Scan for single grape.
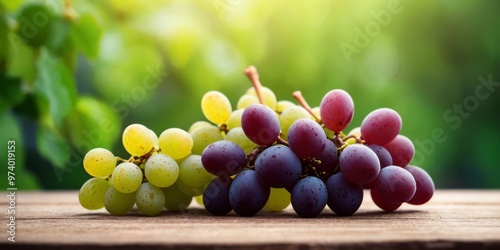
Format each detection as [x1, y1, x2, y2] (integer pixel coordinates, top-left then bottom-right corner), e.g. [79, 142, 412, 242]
[203, 176, 233, 216]
[103, 186, 136, 215]
[188, 121, 212, 133]
[405, 165, 435, 205]
[149, 129, 159, 149]
[158, 128, 193, 160]
[145, 153, 179, 188]
[366, 144, 393, 168]
[320, 89, 354, 133]
[246, 86, 277, 110]
[279, 106, 311, 140]
[79, 178, 109, 210]
[83, 148, 116, 178]
[237, 94, 259, 110]
[370, 188, 402, 212]
[122, 124, 155, 156]
[326, 173, 363, 216]
[194, 195, 204, 207]
[225, 127, 258, 154]
[135, 182, 166, 216]
[384, 134, 415, 167]
[190, 125, 224, 155]
[374, 165, 416, 203]
[315, 139, 339, 178]
[226, 109, 244, 130]
[339, 144, 380, 185]
[255, 145, 302, 189]
[201, 140, 247, 176]
[112, 162, 143, 193]
[162, 185, 192, 211]
[291, 176, 328, 218]
[201, 90, 232, 125]
[229, 169, 270, 217]
[264, 188, 291, 212]
[276, 100, 296, 113]
[361, 108, 402, 145]
[288, 118, 328, 158]
[179, 155, 213, 188]
[241, 104, 280, 146]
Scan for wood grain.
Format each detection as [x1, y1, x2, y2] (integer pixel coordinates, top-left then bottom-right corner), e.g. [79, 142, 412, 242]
[1, 190, 499, 249]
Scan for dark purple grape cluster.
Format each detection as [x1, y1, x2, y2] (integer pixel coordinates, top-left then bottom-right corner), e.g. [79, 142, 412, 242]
[200, 66, 434, 218]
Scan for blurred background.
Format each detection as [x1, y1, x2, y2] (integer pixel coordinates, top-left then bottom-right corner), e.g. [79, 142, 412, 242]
[1, 0, 499, 189]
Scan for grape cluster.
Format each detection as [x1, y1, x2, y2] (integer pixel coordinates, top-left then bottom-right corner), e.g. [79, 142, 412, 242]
[79, 65, 435, 217]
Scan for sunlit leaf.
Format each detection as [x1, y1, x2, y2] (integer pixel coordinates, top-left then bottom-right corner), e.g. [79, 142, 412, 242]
[36, 124, 69, 169]
[70, 13, 102, 58]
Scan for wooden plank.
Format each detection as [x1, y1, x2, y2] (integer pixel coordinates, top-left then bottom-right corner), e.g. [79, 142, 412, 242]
[1, 190, 499, 249]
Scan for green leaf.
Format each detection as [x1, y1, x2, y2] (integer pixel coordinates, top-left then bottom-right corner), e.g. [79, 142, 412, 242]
[46, 16, 72, 56]
[34, 48, 77, 127]
[6, 31, 36, 81]
[0, 11, 8, 61]
[70, 14, 102, 58]
[36, 124, 69, 169]
[0, 73, 24, 112]
[15, 1, 55, 48]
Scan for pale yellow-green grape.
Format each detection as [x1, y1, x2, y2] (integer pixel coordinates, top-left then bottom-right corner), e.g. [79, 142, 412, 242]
[158, 128, 193, 159]
[225, 127, 257, 154]
[226, 109, 244, 130]
[312, 106, 335, 138]
[276, 100, 296, 113]
[236, 94, 259, 109]
[135, 182, 165, 216]
[145, 153, 179, 188]
[346, 126, 361, 145]
[311, 106, 321, 120]
[103, 186, 136, 215]
[279, 106, 311, 140]
[190, 125, 224, 155]
[264, 188, 291, 212]
[149, 129, 159, 149]
[179, 155, 213, 188]
[176, 178, 205, 197]
[194, 195, 204, 207]
[79, 177, 109, 210]
[162, 184, 192, 211]
[188, 121, 212, 133]
[122, 124, 154, 156]
[83, 148, 116, 178]
[112, 162, 143, 193]
[246, 86, 277, 110]
[201, 90, 232, 125]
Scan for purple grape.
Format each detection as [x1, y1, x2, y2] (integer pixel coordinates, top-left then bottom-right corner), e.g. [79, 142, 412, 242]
[288, 118, 327, 158]
[370, 188, 402, 212]
[255, 145, 302, 188]
[366, 144, 393, 168]
[203, 176, 232, 216]
[241, 104, 280, 146]
[201, 140, 246, 176]
[326, 173, 363, 216]
[384, 135, 415, 167]
[229, 170, 270, 217]
[374, 165, 416, 203]
[405, 165, 435, 205]
[339, 144, 380, 185]
[315, 139, 339, 178]
[291, 176, 328, 218]
[319, 89, 354, 133]
[361, 108, 402, 145]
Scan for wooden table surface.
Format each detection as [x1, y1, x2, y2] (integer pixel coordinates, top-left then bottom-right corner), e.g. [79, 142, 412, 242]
[1, 190, 499, 249]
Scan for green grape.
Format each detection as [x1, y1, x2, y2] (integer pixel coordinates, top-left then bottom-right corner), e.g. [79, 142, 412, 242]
[194, 195, 204, 207]
[279, 106, 311, 140]
[236, 94, 259, 109]
[201, 91, 232, 125]
[179, 155, 213, 188]
[79, 178, 109, 210]
[188, 121, 212, 133]
[122, 124, 154, 156]
[311, 107, 321, 120]
[112, 162, 143, 193]
[103, 186, 136, 215]
[159, 128, 193, 159]
[225, 127, 257, 154]
[312, 106, 335, 138]
[346, 126, 361, 145]
[276, 100, 296, 113]
[83, 148, 116, 178]
[226, 109, 244, 130]
[176, 179, 205, 197]
[162, 185, 192, 211]
[190, 125, 224, 155]
[135, 183, 165, 216]
[264, 188, 291, 212]
[149, 129, 159, 149]
[145, 153, 179, 188]
[246, 86, 277, 110]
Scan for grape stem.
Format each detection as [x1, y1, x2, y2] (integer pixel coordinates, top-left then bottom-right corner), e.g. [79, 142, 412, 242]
[292, 91, 321, 123]
[276, 135, 289, 146]
[244, 65, 265, 105]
